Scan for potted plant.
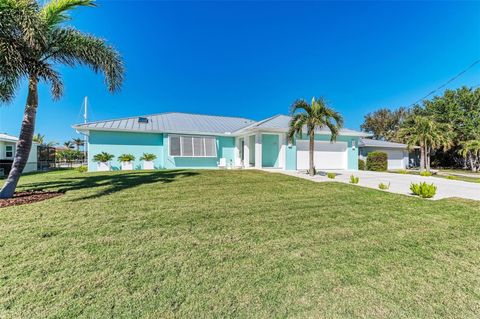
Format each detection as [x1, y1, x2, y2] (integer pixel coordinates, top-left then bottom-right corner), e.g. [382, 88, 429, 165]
[118, 154, 135, 170]
[140, 153, 157, 170]
[93, 152, 114, 171]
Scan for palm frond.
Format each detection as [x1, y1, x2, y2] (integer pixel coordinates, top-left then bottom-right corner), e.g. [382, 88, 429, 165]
[0, 0, 44, 48]
[36, 62, 63, 99]
[41, 0, 95, 26]
[0, 73, 20, 103]
[290, 99, 311, 115]
[46, 28, 124, 92]
[287, 113, 307, 142]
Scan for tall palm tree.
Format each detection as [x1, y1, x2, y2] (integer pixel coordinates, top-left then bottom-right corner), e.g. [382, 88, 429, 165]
[288, 97, 344, 176]
[63, 140, 74, 149]
[72, 137, 84, 151]
[458, 140, 480, 172]
[397, 115, 453, 172]
[0, 0, 124, 198]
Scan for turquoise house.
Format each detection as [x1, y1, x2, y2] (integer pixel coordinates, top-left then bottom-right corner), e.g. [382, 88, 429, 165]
[73, 112, 368, 172]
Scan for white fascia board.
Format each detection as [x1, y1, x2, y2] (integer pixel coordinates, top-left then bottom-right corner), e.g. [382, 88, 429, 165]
[71, 126, 237, 137]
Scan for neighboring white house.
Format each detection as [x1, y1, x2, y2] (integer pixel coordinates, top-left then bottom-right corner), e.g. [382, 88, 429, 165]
[0, 133, 38, 175]
[358, 138, 414, 170]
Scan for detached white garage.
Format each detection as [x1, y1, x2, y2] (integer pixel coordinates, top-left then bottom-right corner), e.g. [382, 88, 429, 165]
[359, 138, 411, 170]
[296, 140, 348, 170]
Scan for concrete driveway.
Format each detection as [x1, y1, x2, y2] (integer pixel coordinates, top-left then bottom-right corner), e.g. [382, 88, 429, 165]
[280, 170, 480, 201]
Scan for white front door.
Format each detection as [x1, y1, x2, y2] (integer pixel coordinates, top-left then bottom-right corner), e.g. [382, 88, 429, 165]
[296, 140, 348, 170]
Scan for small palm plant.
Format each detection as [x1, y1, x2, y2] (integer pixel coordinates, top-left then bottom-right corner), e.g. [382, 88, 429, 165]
[118, 154, 135, 162]
[288, 97, 344, 176]
[118, 154, 135, 171]
[140, 153, 157, 170]
[93, 152, 114, 163]
[140, 153, 157, 161]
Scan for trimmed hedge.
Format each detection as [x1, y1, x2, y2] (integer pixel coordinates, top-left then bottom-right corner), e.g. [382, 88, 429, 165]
[358, 159, 365, 170]
[366, 151, 388, 171]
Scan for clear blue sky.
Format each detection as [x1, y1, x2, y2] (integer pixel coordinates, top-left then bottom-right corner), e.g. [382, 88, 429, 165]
[1, 0, 479, 143]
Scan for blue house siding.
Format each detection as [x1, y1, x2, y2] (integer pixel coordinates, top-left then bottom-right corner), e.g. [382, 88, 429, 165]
[88, 131, 164, 171]
[87, 129, 359, 171]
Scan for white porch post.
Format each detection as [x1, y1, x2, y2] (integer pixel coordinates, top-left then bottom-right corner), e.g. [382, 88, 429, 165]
[255, 132, 262, 169]
[279, 133, 286, 169]
[244, 135, 251, 168]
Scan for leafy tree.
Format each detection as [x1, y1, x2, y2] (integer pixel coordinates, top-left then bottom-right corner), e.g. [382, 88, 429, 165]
[423, 87, 480, 142]
[288, 97, 343, 176]
[0, 0, 124, 198]
[360, 107, 410, 140]
[397, 115, 453, 172]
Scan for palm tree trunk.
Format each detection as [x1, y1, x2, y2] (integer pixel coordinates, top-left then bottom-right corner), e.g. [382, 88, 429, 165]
[426, 145, 431, 172]
[468, 152, 475, 172]
[309, 132, 315, 176]
[0, 77, 38, 199]
[419, 144, 425, 172]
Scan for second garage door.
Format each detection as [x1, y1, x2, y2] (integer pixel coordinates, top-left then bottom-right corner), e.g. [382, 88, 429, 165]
[296, 140, 348, 170]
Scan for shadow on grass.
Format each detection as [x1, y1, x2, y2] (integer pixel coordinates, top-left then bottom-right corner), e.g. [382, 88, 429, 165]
[19, 170, 198, 201]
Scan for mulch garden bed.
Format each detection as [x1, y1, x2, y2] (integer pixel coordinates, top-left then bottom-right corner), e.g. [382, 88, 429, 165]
[0, 191, 64, 208]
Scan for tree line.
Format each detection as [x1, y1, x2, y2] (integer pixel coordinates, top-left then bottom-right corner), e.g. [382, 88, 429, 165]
[361, 86, 480, 172]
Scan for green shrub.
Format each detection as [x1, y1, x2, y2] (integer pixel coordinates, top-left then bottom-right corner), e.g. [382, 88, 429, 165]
[349, 175, 359, 184]
[378, 182, 390, 190]
[140, 153, 157, 161]
[76, 166, 87, 173]
[93, 152, 114, 163]
[420, 171, 432, 177]
[410, 182, 437, 198]
[327, 172, 336, 179]
[358, 159, 365, 170]
[366, 152, 388, 171]
[118, 154, 135, 162]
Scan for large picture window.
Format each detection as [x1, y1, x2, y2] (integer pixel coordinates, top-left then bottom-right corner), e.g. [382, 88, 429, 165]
[169, 135, 217, 157]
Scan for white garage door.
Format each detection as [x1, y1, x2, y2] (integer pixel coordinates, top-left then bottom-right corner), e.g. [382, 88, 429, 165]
[296, 140, 348, 170]
[384, 149, 406, 170]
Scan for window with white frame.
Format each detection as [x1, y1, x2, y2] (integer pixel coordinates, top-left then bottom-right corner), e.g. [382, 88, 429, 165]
[5, 145, 13, 158]
[169, 135, 217, 157]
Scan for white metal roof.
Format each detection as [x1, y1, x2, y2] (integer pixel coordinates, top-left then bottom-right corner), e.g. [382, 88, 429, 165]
[73, 112, 368, 137]
[235, 114, 369, 137]
[73, 112, 256, 136]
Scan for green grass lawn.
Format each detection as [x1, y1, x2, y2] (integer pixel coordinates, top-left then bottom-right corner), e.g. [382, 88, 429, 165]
[1, 170, 480, 318]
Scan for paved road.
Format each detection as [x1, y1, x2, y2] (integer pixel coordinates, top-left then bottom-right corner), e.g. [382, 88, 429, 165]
[279, 170, 480, 201]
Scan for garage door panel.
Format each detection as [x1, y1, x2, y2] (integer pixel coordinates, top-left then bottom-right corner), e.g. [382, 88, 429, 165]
[296, 141, 347, 170]
[385, 149, 405, 169]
